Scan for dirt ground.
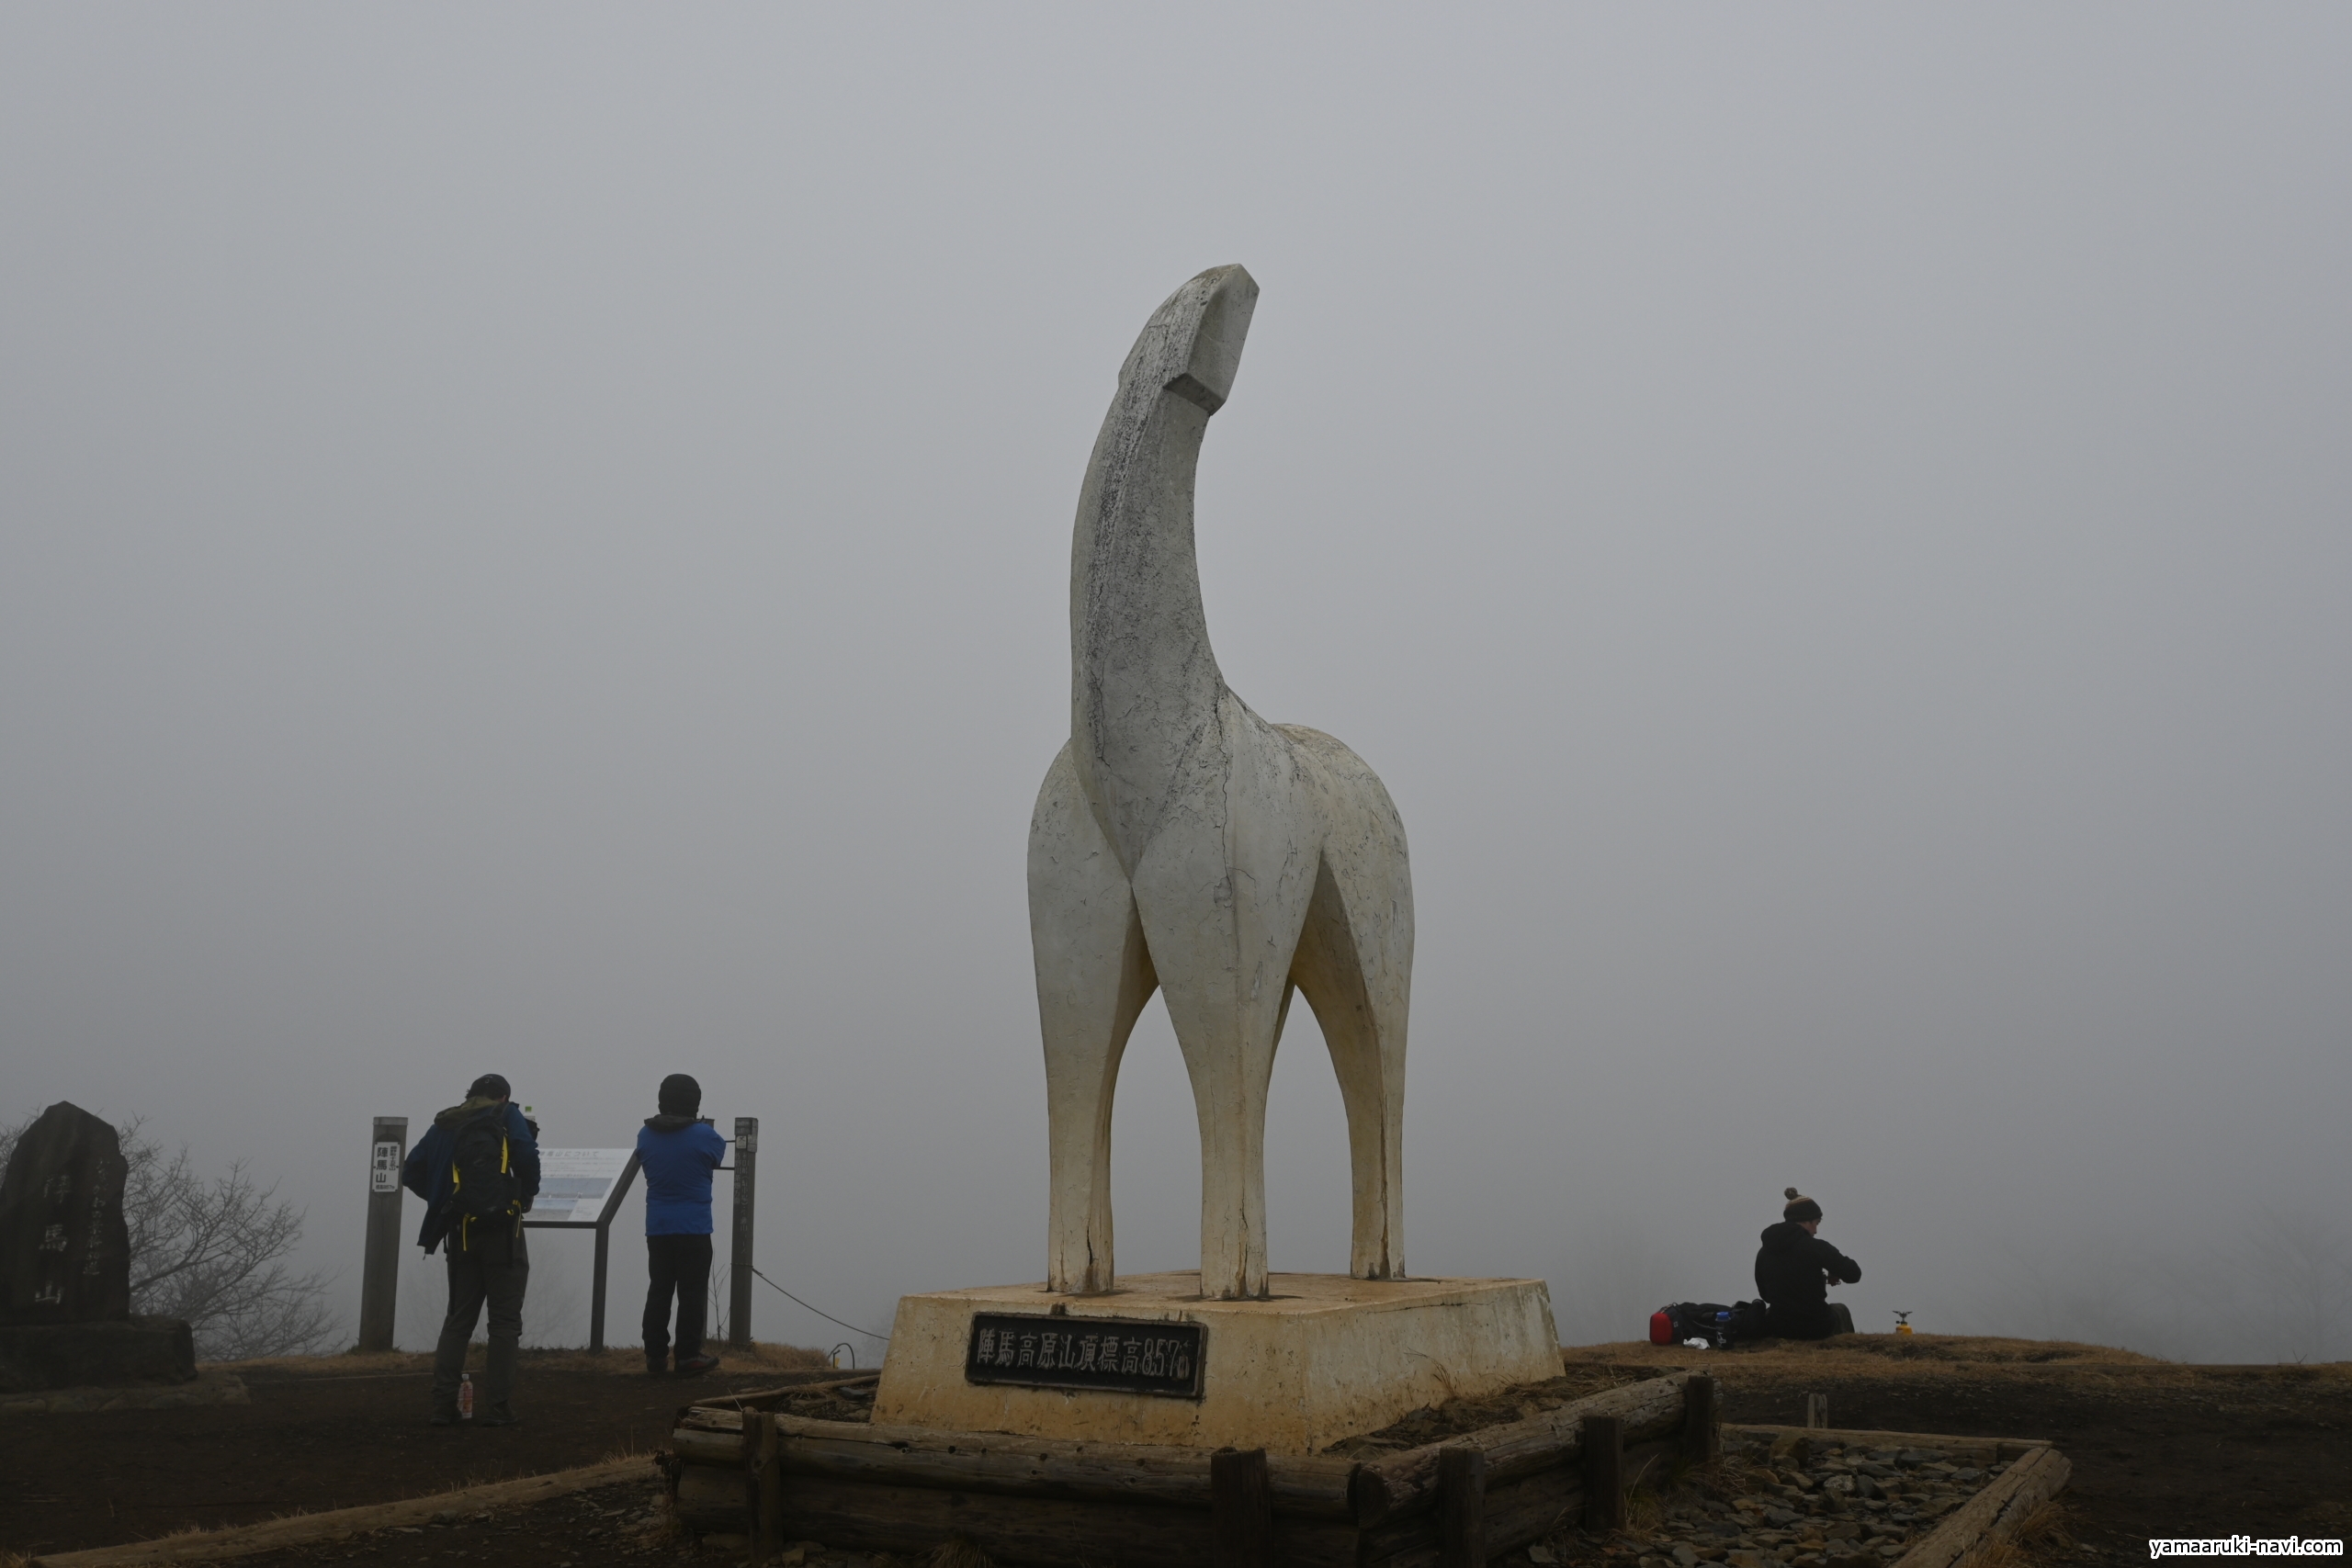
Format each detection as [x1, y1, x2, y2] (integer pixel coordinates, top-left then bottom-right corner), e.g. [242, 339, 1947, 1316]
[0, 1344, 839, 1563]
[4, 1336, 2346, 1564]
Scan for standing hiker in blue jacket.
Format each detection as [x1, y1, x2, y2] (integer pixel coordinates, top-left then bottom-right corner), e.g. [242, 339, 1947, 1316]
[638, 1074, 728, 1377]
[401, 1072, 541, 1426]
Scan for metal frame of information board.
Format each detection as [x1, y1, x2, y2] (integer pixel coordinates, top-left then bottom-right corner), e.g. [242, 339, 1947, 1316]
[523, 1150, 641, 1352]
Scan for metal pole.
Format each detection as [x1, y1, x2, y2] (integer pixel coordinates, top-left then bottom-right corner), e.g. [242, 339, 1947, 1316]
[591, 1223, 610, 1353]
[357, 1116, 408, 1352]
[729, 1117, 758, 1349]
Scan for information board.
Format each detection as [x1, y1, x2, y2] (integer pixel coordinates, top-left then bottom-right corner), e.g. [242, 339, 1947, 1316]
[533, 1148, 636, 1224]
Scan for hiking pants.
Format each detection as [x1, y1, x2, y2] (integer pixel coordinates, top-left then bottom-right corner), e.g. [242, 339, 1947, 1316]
[1762, 1298, 1853, 1340]
[432, 1224, 528, 1412]
[643, 1232, 713, 1366]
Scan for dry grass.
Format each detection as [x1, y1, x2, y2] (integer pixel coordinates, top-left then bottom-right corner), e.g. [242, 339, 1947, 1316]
[206, 1348, 435, 1376]
[1564, 1333, 2167, 1378]
[1562, 1332, 2352, 1422]
[928, 1540, 1000, 1568]
[209, 1340, 834, 1378]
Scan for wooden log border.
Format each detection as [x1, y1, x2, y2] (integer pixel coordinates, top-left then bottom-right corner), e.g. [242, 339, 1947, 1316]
[1351, 1373, 1695, 1526]
[1212, 1447, 1275, 1568]
[707, 1371, 880, 1413]
[671, 1374, 1712, 1562]
[660, 1373, 2064, 1568]
[1893, 1445, 2072, 1568]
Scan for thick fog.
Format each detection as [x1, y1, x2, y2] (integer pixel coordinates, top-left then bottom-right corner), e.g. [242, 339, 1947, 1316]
[4, 6, 2346, 1367]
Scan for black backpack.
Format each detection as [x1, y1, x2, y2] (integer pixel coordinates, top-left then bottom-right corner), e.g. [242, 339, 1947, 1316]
[1724, 1300, 1770, 1343]
[447, 1108, 521, 1228]
[1653, 1300, 1771, 1348]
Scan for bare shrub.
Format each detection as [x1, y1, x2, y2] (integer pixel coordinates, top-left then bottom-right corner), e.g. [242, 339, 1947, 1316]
[2238, 1204, 2352, 1364]
[0, 1111, 336, 1359]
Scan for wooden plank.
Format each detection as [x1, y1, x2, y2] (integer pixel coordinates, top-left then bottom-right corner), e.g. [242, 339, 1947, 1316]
[1892, 1446, 2072, 1568]
[676, 1464, 750, 1533]
[1357, 1500, 1442, 1566]
[677, 1412, 1355, 1518]
[771, 1472, 1359, 1568]
[28, 1455, 651, 1568]
[749, 1412, 782, 1565]
[1804, 1392, 1828, 1429]
[1370, 1448, 1681, 1568]
[673, 1427, 748, 1467]
[1212, 1448, 1274, 1568]
[1352, 1373, 1690, 1527]
[1682, 1372, 1719, 1465]
[1582, 1415, 1624, 1530]
[1479, 1461, 1578, 1559]
[704, 1371, 880, 1412]
[680, 1405, 751, 1433]
[1436, 1449, 1485, 1568]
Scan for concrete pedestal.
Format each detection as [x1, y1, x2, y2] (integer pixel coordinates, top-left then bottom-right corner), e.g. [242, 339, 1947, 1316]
[872, 1272, 1560, 1455]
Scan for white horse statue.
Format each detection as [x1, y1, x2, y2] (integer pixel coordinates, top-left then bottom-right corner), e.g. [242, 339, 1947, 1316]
[1028, 265, 1415, 1301]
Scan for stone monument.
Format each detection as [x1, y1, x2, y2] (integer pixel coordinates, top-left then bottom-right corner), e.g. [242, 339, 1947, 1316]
[872, 268, 1559, 1451]
[0, 1101, 197, 1393]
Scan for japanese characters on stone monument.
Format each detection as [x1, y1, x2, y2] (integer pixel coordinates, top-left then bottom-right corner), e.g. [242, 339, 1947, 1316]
[0, 1101, 197, 1393]
[0, 1101, 133, 1325]
[871, 268, 1561, 1451]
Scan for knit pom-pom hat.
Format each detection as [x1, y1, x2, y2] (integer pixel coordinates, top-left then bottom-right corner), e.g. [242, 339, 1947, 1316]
[1782, 1187, 1824, 1224]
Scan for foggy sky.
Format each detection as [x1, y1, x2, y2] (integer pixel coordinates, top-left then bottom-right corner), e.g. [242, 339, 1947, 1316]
[4, 5, 2346, 1364]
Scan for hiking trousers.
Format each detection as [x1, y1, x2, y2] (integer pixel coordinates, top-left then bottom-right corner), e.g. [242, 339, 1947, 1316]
[1762, 1298, 1854, 1340]
[432, 1224, 529, 1412]
[643, 1232, 713, 1367]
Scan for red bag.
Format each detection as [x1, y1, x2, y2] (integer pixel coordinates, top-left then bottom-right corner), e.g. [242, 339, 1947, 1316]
[1649, 1310, 1675, 1346]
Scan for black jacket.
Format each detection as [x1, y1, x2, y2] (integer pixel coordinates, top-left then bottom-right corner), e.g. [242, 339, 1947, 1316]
[1754, 1220, 1860, 1309]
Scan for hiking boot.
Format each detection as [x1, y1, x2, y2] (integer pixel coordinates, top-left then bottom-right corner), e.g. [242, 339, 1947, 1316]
[428, 1404, 459, 1427]
[675, 1354, 721, 1377]
[645, 1354, 668, 1378]
[477, 1403, 522, 1427]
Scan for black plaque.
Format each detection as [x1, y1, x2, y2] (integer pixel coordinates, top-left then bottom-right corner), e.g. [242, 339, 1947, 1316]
[964, 1313, 1204, 1399]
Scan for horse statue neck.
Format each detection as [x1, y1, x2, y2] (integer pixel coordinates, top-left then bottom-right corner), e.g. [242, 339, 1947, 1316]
[1068, 265, 1259, 866]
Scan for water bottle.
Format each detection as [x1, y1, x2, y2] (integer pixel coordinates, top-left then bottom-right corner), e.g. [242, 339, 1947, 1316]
[458, 1371, 474, 1420]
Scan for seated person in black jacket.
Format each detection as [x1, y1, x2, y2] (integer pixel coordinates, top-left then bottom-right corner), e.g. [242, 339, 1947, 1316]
[1755, 1187, 1860, 1339]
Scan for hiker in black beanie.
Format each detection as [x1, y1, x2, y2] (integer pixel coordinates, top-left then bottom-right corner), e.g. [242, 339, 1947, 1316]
[1755, 1187, 1861, 1339]
[637, 1073, 728, 1376]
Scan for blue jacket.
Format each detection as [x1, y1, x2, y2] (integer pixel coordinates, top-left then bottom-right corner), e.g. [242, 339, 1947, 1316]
[637, 1116, 728, 1236]
[401, 1098, 541, 1254]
